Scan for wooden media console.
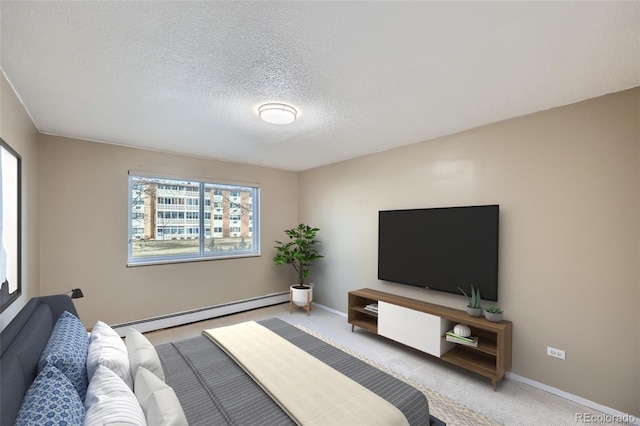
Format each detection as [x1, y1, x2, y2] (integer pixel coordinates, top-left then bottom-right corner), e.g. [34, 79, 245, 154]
[348, 288, 512, 390]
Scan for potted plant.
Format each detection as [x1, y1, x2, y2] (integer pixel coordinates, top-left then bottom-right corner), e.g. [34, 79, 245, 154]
[273, 224, 323, 310]
[484, 305, 504, 322]
[458, 285, 483, 317]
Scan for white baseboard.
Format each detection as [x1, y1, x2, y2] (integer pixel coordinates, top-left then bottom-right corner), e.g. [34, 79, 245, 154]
[506, 372, 639, 425]
[313, 302, 347, 317]
[111, 292, 289, 336]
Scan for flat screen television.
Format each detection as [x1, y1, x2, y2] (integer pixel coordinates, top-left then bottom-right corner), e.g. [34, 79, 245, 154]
[378, 204, 499, 301]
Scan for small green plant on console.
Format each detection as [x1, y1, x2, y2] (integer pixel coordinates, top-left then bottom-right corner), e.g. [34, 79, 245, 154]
[483, 304, 504, 322]
[458, 284, 481, 309]
[484, 305, 503, 314]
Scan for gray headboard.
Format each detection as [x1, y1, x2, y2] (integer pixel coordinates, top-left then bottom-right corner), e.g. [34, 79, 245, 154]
[0, 295, 79, 425]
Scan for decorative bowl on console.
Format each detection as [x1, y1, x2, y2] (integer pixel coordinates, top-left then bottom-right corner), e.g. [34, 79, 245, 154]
[466, 307, 483, 317]
[453, 323, 472, 337]
[484, 305, 504, 322]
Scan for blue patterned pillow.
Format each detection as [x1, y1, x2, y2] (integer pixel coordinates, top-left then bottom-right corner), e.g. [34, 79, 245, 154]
[38, 311, 90, 401]
[15, 363, 85, 425]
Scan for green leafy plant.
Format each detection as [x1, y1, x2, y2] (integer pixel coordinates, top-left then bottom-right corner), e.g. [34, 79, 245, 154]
[484, 305, 503, 314]
[458, 285, 482, 309]
[273, 224, 323, 287]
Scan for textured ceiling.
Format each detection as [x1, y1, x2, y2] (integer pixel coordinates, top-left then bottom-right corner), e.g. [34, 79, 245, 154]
[1, 1, 639, 171]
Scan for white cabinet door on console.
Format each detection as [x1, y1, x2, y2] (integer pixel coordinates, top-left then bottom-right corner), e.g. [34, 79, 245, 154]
[378, 301, 406, 342]
[405, 309, 454, 357]
[378, 301, 453, 358]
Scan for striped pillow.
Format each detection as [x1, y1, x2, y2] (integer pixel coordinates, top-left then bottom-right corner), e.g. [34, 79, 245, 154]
[87, 321, 133, 389]
[84, 365, 146, 426]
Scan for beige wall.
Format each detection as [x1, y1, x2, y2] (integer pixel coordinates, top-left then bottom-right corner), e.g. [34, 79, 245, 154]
[39, 135, 299, 327]
[0, 72, 40, 329]
[299, 88, 640, 415]
[2, 65, 639, 414]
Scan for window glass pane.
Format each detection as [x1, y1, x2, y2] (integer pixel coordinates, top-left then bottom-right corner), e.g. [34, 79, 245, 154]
[203, 183, 256, 254]
[130, 177, 200, 260]
[129, 176, 259, 264]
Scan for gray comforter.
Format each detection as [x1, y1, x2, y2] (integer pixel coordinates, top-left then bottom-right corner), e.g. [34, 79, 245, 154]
[155, 317, 437, 426]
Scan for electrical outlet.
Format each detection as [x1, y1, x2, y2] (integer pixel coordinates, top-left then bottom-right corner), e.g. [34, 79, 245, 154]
[547, 346, 566, 360]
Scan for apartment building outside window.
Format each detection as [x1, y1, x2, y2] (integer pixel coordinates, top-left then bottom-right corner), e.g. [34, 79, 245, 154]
[128, 175, 259, 265]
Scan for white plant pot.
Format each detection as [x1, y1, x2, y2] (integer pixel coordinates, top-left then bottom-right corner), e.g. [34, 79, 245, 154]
[290, 284, 313, 307]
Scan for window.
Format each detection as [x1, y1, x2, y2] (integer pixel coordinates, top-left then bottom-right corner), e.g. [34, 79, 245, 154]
[128, 175, 260, 265]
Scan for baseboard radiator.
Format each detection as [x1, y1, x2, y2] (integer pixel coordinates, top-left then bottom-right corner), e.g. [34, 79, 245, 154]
[111, 292, 289, 337]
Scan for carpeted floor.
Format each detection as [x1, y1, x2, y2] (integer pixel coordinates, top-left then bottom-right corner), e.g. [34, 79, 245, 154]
[145, 303, 624, 425]
[296, 324, 501, 426]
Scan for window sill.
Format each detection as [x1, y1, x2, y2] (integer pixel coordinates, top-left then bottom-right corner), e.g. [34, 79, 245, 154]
[127, 252, 260, 267]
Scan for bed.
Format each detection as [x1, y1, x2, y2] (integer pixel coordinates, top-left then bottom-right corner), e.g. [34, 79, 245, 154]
[1, 296, 444, 425]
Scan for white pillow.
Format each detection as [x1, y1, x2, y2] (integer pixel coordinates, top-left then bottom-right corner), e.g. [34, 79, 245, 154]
[135, 367, 188, 426]
[87, 321, 134, 389]
[126, 328, 165, 381]
[84, 365, 146, 426]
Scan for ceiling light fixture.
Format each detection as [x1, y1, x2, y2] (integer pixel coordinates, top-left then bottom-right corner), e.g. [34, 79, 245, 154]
[258, 103, 297, 124]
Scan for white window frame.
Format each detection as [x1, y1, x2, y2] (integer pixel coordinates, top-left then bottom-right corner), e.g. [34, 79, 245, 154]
[127, 173, 260, 266]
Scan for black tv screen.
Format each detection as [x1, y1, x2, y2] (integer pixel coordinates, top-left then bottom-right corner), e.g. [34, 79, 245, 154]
[378, 205, 499, 301]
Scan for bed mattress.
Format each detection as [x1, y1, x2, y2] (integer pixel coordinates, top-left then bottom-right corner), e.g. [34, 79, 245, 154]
[155, 317, 436, 426]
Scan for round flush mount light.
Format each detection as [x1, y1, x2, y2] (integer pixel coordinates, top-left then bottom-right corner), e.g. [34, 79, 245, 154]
[258, 103, 297, 124]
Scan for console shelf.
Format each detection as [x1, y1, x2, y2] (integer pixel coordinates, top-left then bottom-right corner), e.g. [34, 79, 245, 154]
[348, 288, 512, 390]
[347, 293, 379, 333]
